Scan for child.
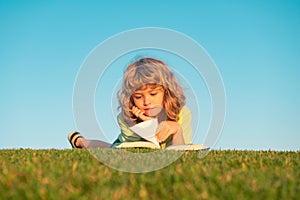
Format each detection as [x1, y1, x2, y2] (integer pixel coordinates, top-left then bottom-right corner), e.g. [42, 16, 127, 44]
[68, 57, 192, 148]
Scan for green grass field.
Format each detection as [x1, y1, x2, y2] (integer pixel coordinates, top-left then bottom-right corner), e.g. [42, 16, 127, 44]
[0, 149, 299, 199]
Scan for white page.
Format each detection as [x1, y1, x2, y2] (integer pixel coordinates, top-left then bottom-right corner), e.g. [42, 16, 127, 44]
[129, 118, 160, 146]
[165, 144, 210, 151]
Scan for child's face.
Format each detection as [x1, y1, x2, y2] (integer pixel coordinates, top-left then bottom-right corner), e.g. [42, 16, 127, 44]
[132, 85, 164, 117]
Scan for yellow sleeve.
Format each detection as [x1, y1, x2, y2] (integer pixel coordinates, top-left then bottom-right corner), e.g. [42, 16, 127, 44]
[177, 106, 193, 144]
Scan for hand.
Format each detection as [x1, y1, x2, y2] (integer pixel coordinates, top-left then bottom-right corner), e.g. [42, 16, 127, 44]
[131, 106, 152, 121]
[156, 121, 185, 145]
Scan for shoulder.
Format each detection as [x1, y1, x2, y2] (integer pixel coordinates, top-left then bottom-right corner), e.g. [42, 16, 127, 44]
[177, 105, 192, 123]
[117, 113, 135, 128]
[117, 113, 123, 122]
[179, 105, 192, 116]
[117, 113, 128, 126]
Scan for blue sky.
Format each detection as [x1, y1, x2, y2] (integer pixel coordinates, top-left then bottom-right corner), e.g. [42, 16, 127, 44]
[0, 0, 299, 150]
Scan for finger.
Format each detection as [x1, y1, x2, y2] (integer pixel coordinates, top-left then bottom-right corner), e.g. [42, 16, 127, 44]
[132, 106, 139, 114]
[137, 110, 144, 118]
[131, 106, 137, 115]
[156, 128, 170, 143]
[139, 114, 152, 121]
[132, 107, 141, 117]
[132, 107, 148, 121]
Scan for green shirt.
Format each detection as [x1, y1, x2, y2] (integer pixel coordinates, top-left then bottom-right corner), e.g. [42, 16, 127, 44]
[113, 106, 192, 147]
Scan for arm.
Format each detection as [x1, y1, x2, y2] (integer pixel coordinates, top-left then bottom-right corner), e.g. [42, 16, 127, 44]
[155, 121, 185, 145]
[156, 106, 192, 145]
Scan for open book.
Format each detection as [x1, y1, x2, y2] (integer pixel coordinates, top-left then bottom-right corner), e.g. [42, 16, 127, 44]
[116, 118, 209, 151]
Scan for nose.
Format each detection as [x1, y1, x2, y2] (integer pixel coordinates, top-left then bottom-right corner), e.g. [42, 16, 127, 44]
[143, 95, 151, 106]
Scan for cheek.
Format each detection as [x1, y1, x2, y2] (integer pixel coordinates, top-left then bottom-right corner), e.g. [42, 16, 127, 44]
[133, 99, 143, 109]
[157, 94, 164, 105]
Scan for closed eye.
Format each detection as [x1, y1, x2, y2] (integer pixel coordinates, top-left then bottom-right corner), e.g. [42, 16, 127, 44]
[133, 95, 142, 99]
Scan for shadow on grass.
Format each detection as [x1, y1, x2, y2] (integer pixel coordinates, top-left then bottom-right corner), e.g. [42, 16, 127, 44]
[88, 148, 209, 173]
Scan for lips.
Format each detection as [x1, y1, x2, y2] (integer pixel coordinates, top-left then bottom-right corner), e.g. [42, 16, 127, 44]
[143, 107, 154, 115]
[144, 108, 153, 112]
[143, 106, 163, 117]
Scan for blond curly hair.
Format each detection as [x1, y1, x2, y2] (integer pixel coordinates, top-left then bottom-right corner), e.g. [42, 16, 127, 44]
[118, 57, 186, 125]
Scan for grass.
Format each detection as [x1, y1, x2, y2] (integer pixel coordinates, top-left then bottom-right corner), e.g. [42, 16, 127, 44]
[0, 149, 299, 200]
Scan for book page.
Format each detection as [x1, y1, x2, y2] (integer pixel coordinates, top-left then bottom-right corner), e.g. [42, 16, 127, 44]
[129, 118, 159, 147]
[116, 141, 160, 149]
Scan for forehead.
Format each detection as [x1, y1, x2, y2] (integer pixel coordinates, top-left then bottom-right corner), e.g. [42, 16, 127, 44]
[134, 84, 163, 93]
